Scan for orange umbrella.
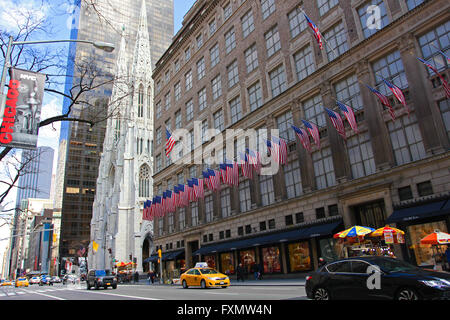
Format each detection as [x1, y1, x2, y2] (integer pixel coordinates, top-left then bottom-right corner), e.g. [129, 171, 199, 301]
[420, 230, 450, 245]
[369, 226, 405, 237]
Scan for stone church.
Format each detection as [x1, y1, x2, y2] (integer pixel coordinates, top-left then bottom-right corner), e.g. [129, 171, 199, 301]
[89, 0, 154, 273]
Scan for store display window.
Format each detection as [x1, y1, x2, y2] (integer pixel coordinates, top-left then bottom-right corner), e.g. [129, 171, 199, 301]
[261, 246, 282, 273]
[204, 255, 216, 269]
[220, 252, 235, 275]
[239, 249, 256, 273]
[287, 241, 312, 272]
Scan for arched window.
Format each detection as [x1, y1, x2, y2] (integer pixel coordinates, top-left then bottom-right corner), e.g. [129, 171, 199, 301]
[138, 84, 144, 118]
[139, 164, 151, 197]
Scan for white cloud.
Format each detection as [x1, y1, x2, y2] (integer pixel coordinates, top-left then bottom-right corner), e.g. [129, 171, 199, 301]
[0, 0, 49, 32]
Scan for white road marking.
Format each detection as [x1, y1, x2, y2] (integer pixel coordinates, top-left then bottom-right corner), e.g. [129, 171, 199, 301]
[30, 291, 66, 300]
[79, 289, 162, 300]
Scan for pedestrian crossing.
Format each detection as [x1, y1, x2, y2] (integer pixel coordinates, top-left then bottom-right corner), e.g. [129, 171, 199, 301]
[0, 284, 84, 297]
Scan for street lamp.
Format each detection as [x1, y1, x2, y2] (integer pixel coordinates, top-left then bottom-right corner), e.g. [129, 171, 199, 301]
[0, 36, 115, 121]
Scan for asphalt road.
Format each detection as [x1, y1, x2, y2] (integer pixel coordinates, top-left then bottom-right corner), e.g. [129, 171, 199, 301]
[0, 281, 307, 300]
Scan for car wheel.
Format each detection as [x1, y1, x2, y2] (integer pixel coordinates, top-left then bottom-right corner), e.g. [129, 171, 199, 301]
[182, 280, 188, 289]
[222, 286, 227, 289]
[313, 287, 331, 300]
[201, 280, 207, 289]
[396, 288, 419, 301]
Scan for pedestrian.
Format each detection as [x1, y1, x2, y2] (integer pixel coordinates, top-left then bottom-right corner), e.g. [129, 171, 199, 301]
[134, 271, 139, 283]
[251, 263, 258, 280]
[147, 271, 152, 285]
[236, 263, 245, 282]
[318, 257, 327, 268]
[257, 262, 263, 280]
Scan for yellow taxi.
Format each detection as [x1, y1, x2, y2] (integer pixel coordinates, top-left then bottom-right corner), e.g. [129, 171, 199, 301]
[1, 279, 12, 286]
[15, 277, 29, 287]
[180, 263, 230, 289]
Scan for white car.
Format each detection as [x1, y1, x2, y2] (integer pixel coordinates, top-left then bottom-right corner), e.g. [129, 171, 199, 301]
[29, 276, 40, 285]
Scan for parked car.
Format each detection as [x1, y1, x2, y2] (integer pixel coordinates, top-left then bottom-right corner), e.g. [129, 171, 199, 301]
[86, 270, 117, 290]
[305, 256, 450, 300]
[180, 263, 230, 289]
[15, 277, 29, 288]
[50, 276, 62, 284]
[0, 279, 12, 286]
[29, 276, 40, 285]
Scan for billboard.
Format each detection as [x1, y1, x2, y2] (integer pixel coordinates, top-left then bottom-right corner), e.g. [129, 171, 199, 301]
[0, 68, 46, 149]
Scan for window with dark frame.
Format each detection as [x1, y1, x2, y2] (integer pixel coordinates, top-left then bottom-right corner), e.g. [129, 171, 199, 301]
[295, 212, 304, 224]
[260, 221, 267, 231]
[417, 181, 433, 197]
[316, 207, 326, 219]
[398, 186, 413, 201]
[285, 215, 293, 226]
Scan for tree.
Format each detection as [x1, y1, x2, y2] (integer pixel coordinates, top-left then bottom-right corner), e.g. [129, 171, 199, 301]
[0, 1, 132, 209]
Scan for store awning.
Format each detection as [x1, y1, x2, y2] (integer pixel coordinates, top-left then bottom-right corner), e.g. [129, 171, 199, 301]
[193, 220, 342, 255]
[143, 250, 184, 263]
[166, 249, 185, 260]
[385, 200, 448, 224]
[143, 255, 157, 263]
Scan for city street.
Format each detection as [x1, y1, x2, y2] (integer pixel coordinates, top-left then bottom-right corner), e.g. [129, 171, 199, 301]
[0, 280, 307, 300]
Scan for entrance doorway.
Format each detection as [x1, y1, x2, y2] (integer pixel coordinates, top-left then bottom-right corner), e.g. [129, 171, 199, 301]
[353, 200, 387, 229]
[188, 240, 199, 267]
[142, 237, 152, 273]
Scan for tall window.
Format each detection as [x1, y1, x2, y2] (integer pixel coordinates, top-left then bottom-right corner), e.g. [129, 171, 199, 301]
[185, 70, 193, 91]
[196, 34, 203, 49]
[197, 57, 206, 80]
[227, 60, 239, 88]
[191, 202, 199, 227]
[269, 65, 287, 97]
[223, 2, 232, 20]
[318, 0, 339, 16]
[259, 174, 275, 206]
[205, 195, 214, 223]
[225, 27, 236, 54]
[209, 19, 217, 36]
[156, 100, 161, 119]
[358, 0, 389, 39]
[406, 0, 424, 10]
[418, 21, 450, 74]
[241, 9, 255, 38]
[324, 22, 348, 61]
[372, 50, 408, 97]
[265, 25, 281, 57]
[334, 74, 363, 111]
[201, 119, 209, 143]
[174, 81, 181, 101]
[347, 132, 376, 179]
[179, 208, 186, 231]
[175, 110, 182, 129]
[186, 99, 194, 121]
[261, 0, 275, 20]
[248, 81, 263, 112]
[303, 94, 326, 128]
[245, 44, 259, 74]
[294, 45, 315, 82]
[137, 85, 144, 118]
[139, 164, 150, 197]
[198, 87, 207, 111]
[229, 96, 242, 124]
[276, 111, 295, 141]
[156, 127, 162, 145]
[438, 100, 450, 140]
[221, 188, 231, 218]
[214, 109, 225, 132]
[312, 147, 336, 189]
[210, 43, 220, 67]
[185, 46, 191, 61]
[388, 114, 426, 166]
[168, 212, 174, 233]
[288, 6, 307, 38]
[212, 75, 222, 100]
[239, 179, 251, 213]
[284, 159, 303, 199]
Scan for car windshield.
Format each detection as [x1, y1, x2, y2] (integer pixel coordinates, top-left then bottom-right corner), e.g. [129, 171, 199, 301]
[95, 270, 110, 276]
[375, 258, 419, 273]
[199, 268, 218, 275]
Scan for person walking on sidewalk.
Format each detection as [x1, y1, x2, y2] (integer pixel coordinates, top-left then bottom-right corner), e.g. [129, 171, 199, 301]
[251, 263, 258, 280]
[236, 263, 245, 282]
[134, 271, 139, 283]
[257, 262, 263, 280]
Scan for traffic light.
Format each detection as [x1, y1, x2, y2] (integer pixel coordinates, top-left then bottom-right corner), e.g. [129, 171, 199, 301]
[158, 249, 162, 258]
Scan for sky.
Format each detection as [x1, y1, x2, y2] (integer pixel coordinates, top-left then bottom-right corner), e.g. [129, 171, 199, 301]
[0, 0, 197, 277]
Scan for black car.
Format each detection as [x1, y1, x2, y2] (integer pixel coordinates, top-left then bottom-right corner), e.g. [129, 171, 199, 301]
[305, 256, 450, 300]
[86, 269, 117, 290]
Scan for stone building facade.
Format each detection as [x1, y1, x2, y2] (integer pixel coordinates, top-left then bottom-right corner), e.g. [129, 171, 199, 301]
[150, 0, 450, 278]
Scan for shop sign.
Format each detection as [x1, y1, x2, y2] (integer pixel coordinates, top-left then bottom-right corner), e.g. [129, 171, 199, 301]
[396, 232, 405, 244]
[384, 231, 394, 244]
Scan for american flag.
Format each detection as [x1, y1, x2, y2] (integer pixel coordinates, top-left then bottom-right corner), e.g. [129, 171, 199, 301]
[301, 119, 321, 149]
[383, 79, 410, 115]
[143, 200, 152, 221]
[246, 149, 261, 174]
[418, 58, 450, 98]
[271, 136, 288, 165]
[336, 101, 359, 134]
[220, 163, 237, 186]
[192, 178, 204, 199]
[239, 152, 253, 179]
[166, 190, 174, 213]
[187, 179, 196, 202]
[173, 186, 180, 208]
[291, 125, 311, 153]
[266, 140, 272, 156]
[154, 196, 162, 218]
[178, 184, 189, 207]
[366, 84, 396, 121]
[325, 107, 346, 139]
[304, 13, 323, 50]
[202, 171, 213, 191]
[162, 192, 167, 216]
[165, 129, 176, 158]
[208, 169, 222, 191]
